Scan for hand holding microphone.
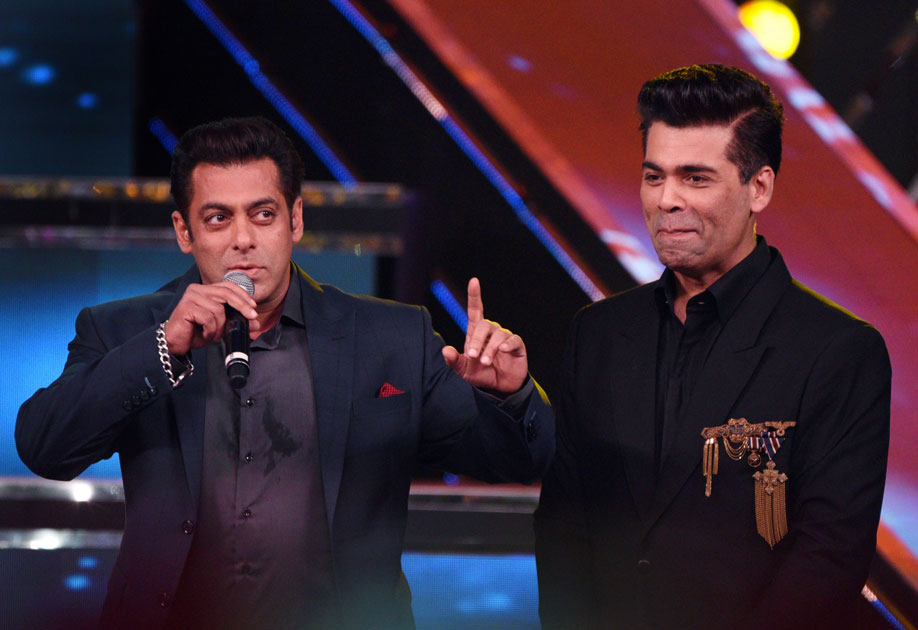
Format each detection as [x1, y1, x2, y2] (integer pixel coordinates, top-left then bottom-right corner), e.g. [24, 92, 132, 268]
[163, 272, 259, 389]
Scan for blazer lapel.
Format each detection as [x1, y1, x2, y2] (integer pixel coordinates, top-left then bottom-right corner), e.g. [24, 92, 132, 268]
[608, 289, 659, 518]
[296, 265, 355, 535]
[641, 253, 792, 535]
[151, 265, 207, 512]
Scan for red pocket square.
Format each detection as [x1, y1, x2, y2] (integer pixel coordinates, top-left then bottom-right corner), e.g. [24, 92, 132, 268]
[377, 382, 405, 398]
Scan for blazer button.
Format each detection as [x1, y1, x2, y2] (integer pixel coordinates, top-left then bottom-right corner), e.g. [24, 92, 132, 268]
[131, 394, 141, 406]
[526, 420, 538, 442]
[159, 592, 170, 607]
[122, 401, 133, 411]
[181, 520, 195, 535]
[139, 389, 150, 401]
[637, 559, 652, 574]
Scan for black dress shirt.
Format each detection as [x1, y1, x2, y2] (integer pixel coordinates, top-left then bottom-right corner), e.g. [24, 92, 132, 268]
[653, 237, 772, 475]
[170, 270, 336, 629]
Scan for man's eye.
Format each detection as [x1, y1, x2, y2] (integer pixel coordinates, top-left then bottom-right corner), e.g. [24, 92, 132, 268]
[255, 209, 275, 220]
[643, 173, 662, 183]
[205, 213, 227, 224]
[687, 175, 708, 184]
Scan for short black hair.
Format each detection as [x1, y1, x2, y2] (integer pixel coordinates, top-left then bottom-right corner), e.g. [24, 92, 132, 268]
[170, 116, 305, 219]
[637, 64, 784, 182]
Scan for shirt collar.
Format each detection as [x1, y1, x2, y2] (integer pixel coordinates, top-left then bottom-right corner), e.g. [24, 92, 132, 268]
[280, 262, 305, 328]
[655, 235, 772, 323]
[251, 262, 305, 350]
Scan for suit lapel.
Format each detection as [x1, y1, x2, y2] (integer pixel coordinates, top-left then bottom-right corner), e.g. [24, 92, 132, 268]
[151, 265, 207, 512]
[296, 266, 355, 535]
[607, 289, 659, 518]
[641, 253, 792, 535]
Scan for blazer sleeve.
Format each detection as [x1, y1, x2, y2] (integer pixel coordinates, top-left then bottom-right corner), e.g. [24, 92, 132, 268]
[743, 323, 891, 629]
[15, 305, 172, 480]
[534, 308, 595, 628]
[413, 305, 555, 484]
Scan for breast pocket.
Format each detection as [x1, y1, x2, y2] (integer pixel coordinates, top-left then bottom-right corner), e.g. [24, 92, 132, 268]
[348, 393, 412, 456]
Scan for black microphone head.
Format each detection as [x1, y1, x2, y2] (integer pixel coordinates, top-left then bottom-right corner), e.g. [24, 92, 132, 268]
[222, 271, 255, 297]
[227, 361, 250, 390]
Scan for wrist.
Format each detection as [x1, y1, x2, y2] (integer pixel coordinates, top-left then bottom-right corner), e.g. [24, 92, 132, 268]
[156, 321, 194, 388]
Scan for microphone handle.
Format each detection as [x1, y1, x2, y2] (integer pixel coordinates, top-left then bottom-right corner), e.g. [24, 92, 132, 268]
[224, 309, 250, 390]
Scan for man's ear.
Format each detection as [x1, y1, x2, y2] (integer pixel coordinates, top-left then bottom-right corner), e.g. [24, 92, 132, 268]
[290, 197, 304, 242]
[172, 211, 193, 254]
[749, 166, 775, 216]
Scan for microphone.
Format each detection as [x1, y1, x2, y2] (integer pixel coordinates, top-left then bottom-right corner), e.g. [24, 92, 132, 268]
[222, 271, 255, 390]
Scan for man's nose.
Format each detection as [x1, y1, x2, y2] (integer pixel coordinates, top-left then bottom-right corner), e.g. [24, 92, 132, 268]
[658, 180, 684, 212]
[232, 219, 256, 250]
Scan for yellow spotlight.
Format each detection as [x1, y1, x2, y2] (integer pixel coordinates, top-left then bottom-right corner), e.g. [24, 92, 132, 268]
[738, 0, 801, 60]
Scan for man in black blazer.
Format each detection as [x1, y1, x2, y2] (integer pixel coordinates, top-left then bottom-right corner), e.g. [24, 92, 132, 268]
[535, 65, 890, 629]
[16, 117, 553, 629]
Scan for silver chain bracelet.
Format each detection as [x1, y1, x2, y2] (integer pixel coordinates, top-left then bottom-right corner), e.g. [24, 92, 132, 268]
[156, 321, 194, 388]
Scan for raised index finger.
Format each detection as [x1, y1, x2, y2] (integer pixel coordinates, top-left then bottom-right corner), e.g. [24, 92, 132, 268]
[467, 277, 484, 324]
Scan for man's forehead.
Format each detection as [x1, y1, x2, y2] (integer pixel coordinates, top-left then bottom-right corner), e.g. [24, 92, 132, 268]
[188, 159, 285, 208]
[644, 122, 734, 166]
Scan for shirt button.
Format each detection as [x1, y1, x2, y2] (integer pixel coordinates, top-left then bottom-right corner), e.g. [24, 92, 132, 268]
[181, 520, 195, 535]
[159, 592, 170, 607]
[242, 508, 252, 519]
[244, 452, 254, 463]
[245, 397, 255, 407]
[637, 559, 652, 574]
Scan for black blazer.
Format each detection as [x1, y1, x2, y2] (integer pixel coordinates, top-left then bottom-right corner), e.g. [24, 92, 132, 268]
[16, 263, 554, 629]
[535, 247, 890, 630]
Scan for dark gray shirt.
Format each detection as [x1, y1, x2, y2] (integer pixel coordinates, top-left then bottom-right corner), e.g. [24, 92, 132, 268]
[170, 271, 335, 629]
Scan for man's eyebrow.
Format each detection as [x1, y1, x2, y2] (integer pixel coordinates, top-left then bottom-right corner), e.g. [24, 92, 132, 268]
[197, 198, 278, 214]
[198, 202, 232, 214]
[675, 164, 717, 174]
[245, 197, 279, 210]
[641, 161, 718, 174]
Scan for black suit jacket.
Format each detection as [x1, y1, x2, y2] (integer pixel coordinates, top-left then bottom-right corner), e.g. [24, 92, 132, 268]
[535, 246, 890, 630]
[16, 264, 554, 629]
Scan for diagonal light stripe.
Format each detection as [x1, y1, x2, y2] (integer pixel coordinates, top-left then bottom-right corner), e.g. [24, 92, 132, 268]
[183, 0, 357, 185]
[329, 0, 604, 301]
[430, 280, 469, 332]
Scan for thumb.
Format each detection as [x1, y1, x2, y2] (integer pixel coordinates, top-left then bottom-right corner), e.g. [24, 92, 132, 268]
[442, 346, 465, 373]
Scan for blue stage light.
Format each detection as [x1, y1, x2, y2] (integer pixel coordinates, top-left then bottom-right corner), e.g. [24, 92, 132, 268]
[508, 55, 532, 72]
[183, 0, 356, 186]
[148, 118, 179, 154]
[430, 280, 469, 333]
[63, 574, 91, 591]
[329, 0, 604, 301]
[76, 92, 99, 109]
[22, 63, 55, 85]
[443, 472, 460, 486]
[0, 47, 19, 68]
[77, 555, 100, 570]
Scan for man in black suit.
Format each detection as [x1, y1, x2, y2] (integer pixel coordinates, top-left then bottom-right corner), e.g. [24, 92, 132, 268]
[535, 65, 891, 629]
[16, 117, 553, 629]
